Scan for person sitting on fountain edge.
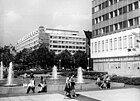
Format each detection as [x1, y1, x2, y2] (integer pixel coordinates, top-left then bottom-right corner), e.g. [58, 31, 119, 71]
[26, 77, 35, 94]
[38, 76, 47, 93]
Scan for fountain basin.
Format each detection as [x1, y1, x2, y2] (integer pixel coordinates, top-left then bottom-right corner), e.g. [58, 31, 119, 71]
[0, 82, 125, 94]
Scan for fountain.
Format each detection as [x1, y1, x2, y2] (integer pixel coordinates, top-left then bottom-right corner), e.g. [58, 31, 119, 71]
[77, 67, 84, 83]
[7, 62, 14, 85]
[0, 63, 125, 94]
[0, 61, 3, 80]
[52, 65, 57, 79]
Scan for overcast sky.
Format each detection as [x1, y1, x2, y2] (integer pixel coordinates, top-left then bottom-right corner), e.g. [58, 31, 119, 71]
[0, 0, 92, 46]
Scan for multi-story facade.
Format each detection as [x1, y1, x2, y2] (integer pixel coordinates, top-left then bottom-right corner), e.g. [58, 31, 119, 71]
[91, 0, 140, 77]
[16, 26, 86, 54]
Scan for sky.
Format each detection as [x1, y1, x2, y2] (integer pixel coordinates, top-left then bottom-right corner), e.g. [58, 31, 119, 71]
[0, 0, 92, 47]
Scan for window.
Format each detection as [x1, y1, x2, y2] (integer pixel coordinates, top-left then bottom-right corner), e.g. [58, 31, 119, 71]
[110, 25, 114, 32]
[134, 1, 139, 9]
[92, 7, 95, 14]
[95, 18, 98, 24]
[128, 4, 133, 12]
[99, 28, 102, 35]
[94, 6, 99, 12]
[134, 17, 139, 25]
[106, 13, 109, 20]
[102, 40, 104, 52]
[118, 37, 122, 49]
[92, 42, 94, 53]
[119, 22, 123, 29]
[99, 4, 102, 10]
[114, 10, 118, 17]
[128, 35, 133, 48]
[123, 6, 127, 14]
[106, 26, 109, 33]
[114, 23, 118, 30]
[99, 16, 102, 22]
[105, 40, 108, 51]
[109, 0, 113, 5]
[123, 21, 128, 28]
[114, 38, 117, 50]
[105, 1, 109, 7]
[134, 36, 138, 48]
[123, 36, 127, 49]
[95, 29, 98, 36]
[119, 8, 123, 15]
[103, 27, 106, 33]
[95, 42, 97, 52]
[129, 19, 133, 26]
[110, 39, 113, 51]
[102, 2, 106, 9]
[110, 12, 113, 18]
[114, 0, 118, 3]
[98, 41, 100, 52]
[103, 15, 106, 21]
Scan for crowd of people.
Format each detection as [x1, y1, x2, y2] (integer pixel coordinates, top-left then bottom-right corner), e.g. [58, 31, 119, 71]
[25, 72, 77, 98]
[24, 72, 111, 97]
[96, 74, 111, 89]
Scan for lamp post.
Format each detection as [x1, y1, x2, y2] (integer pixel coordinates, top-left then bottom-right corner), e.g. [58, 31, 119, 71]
[59, 59, 61, 70]
[87, 57, 89, 72]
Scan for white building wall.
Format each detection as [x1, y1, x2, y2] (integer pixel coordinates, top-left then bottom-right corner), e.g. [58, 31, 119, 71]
[91, 28, 140, 58]
[91, 27, 140, 77]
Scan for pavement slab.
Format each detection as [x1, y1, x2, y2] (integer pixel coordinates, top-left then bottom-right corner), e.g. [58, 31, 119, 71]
[78, 88, 140, 101]
[0, 88, 140, 101]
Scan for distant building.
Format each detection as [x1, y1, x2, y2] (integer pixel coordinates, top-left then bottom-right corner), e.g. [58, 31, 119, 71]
[16, 26, 86, 54]
[91, 0, 140, 77]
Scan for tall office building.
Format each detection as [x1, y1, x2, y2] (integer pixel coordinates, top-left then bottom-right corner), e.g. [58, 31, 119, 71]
[91, 0, 140, 77]
[16, 26, 86, 55]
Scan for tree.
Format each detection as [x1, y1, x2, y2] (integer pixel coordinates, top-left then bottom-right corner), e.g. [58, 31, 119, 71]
[37, 45, 49, 69]
[57, 49, 72, 70]
[73, 50, 87, 70]
[0, 45, 14, 67]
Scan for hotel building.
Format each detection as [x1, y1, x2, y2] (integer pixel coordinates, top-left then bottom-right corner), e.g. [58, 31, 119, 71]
[91, 0, 140, 77]
[16, 26, 86, 55]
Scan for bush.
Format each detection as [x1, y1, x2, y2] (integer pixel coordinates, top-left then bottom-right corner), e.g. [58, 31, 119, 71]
[111, 76, 140, 85]
[60, 71, 108, 80]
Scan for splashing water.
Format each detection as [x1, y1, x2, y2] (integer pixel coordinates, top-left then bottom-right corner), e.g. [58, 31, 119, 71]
[0, 61, 3, 80]
[77, 67, 83, 83]
[52, 65, 57, 79]
[7, 62, 13, 85]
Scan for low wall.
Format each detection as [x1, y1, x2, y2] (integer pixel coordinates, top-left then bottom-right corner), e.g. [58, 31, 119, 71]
[0, 82, 125, 94]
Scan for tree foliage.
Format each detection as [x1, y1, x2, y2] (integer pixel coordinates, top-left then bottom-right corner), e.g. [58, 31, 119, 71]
[73, 50, 88, 70]
[1, 44, 88, 71]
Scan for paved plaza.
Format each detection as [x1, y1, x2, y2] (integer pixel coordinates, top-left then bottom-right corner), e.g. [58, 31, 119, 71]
[0, 88, 140, 101]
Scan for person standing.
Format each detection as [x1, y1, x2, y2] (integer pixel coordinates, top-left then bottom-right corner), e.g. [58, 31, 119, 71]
[70, 75, 76, 98]
[64, 75, 71, 98]
[26, 77, 35, 94]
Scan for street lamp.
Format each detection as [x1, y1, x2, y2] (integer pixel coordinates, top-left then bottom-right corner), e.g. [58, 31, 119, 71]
[59, 59, 61, 70]
[87, 57, 89, 72]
